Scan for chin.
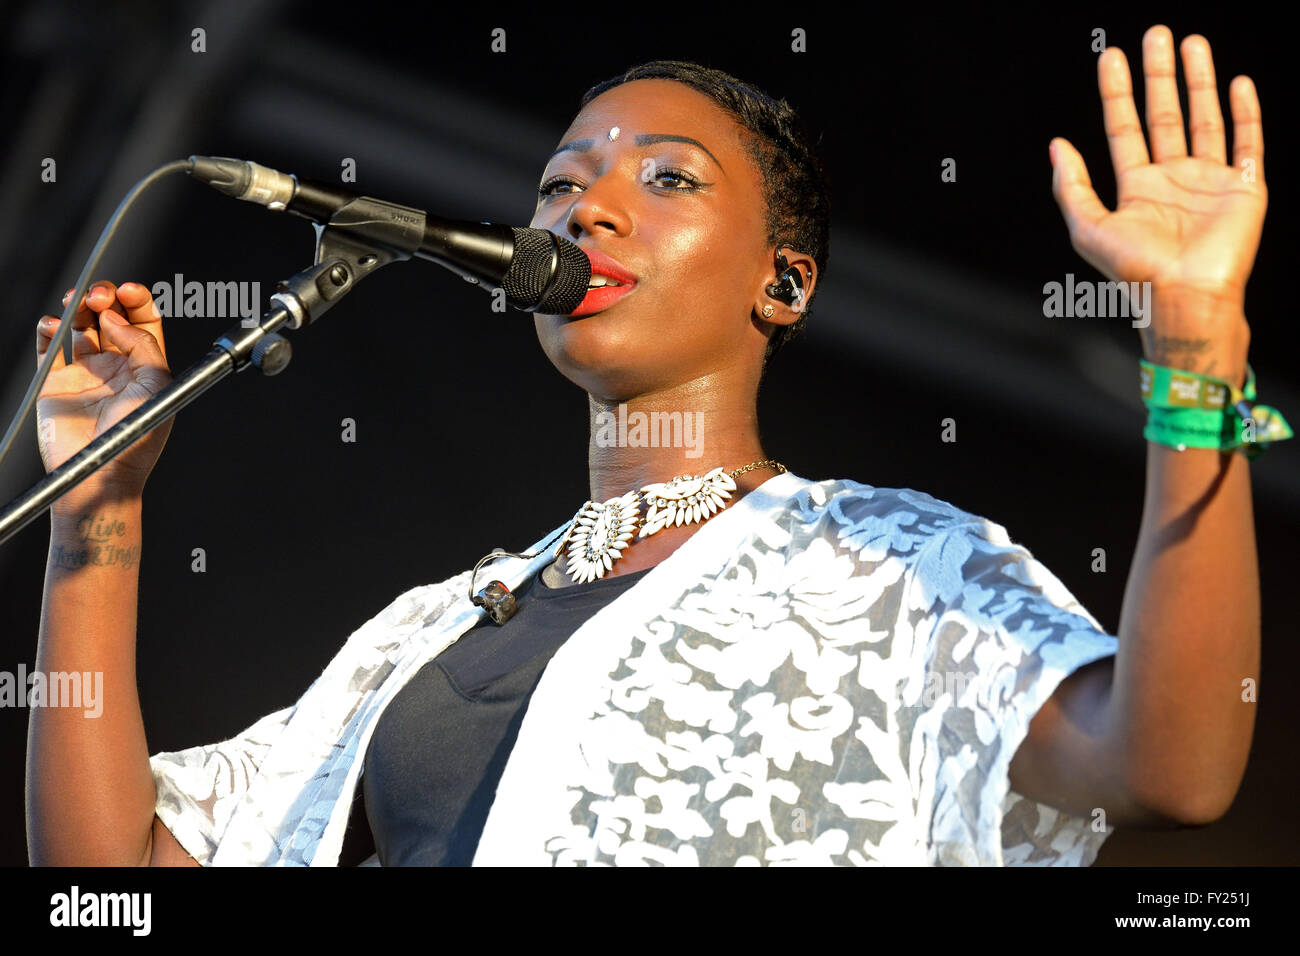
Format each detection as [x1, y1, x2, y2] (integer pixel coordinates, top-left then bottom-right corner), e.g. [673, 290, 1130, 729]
[539, 336, 666, 402]
[536, 311, 640, 389]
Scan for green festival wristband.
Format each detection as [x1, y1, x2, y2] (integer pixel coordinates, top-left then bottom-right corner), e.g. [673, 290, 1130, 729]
[1139, 359, 1294, 457]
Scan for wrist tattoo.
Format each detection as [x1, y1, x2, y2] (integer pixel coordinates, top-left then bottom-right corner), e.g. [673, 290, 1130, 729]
[52, 513, 139, 570]
[1145, 335, 1217, 376]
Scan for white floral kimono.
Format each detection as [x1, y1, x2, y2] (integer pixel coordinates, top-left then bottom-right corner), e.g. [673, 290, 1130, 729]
[150, 471, 1120, 866]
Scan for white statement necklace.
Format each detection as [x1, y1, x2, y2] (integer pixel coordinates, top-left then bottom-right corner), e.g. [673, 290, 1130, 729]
[468, 458, 787, 625]
[556, 458, 786, 584]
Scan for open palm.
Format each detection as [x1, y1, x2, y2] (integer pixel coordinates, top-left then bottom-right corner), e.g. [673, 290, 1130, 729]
[1051, 27, 1266, 336]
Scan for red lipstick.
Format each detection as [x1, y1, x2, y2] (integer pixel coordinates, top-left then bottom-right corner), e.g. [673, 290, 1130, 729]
[569, 248, 638, 317]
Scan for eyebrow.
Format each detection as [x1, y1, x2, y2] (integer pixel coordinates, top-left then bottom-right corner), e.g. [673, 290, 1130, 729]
[549, 133, 726, 174]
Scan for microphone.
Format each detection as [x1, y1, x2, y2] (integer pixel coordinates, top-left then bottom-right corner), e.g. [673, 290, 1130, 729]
[187, 155, 591, 314]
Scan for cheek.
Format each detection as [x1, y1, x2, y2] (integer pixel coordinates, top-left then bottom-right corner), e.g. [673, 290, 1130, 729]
[653, 222, 749, 315]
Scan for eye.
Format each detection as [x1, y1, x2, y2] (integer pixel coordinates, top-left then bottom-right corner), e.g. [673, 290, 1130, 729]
[536, 166, 706, 199]
[537, 175, 582, 198]
[647, 166, 702, 191]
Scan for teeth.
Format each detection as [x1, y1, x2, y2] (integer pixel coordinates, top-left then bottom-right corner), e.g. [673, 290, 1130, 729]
[587, 275, 623, 288]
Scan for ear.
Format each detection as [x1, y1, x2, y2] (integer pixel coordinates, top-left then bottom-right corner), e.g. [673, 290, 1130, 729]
[753, 246, 817, 327]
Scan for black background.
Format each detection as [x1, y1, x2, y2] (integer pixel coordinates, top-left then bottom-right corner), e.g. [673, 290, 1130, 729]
[0, 0, 1296, 869]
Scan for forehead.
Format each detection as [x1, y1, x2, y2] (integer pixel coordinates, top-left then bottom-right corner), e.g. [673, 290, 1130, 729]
[561, 78, 749, 158]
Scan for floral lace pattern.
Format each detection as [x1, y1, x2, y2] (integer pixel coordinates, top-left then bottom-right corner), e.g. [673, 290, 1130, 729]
[151, 474, 1118, 866]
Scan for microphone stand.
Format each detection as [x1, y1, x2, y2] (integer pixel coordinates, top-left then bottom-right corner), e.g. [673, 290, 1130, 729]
[0, 221, 413, 548]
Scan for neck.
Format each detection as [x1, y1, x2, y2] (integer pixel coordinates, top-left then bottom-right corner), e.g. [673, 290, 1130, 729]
[585, 374, 769, 502]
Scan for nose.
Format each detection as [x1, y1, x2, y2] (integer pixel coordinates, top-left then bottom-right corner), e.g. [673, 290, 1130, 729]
[563, 175, 631, 241]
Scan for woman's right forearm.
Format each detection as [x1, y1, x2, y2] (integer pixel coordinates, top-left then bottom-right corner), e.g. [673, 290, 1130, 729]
[25, 492, 157, 866]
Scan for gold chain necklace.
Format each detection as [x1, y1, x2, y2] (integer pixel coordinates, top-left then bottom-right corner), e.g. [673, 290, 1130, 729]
[556, 458, 787, 584]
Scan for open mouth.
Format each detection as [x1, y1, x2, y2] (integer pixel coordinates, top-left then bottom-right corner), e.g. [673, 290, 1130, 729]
[568, 249, 638, 317]
[570, 280, 636, 317]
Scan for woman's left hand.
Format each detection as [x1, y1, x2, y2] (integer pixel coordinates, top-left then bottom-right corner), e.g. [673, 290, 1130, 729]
[1049, 25, 1266, 380]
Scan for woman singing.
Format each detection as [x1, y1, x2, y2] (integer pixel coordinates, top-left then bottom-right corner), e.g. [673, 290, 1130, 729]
[27, 25, 1274, 866]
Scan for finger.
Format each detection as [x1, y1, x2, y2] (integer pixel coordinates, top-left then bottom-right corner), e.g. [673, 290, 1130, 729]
[83, 280, 120, 313]
[1180, 34, 1227, 164]
[36, 316, 67, 372]
[60, 280, 119, 365]
[36, 318, 100, 365]
[38, 316, 101, 353]
[1229, 74, 1264, 184]
[1142, 26, 1188, 163]
[1098, 45, 1150, 180]
[73, 280, 120, 331]
[113, 282, 168, 366]
[1050, 138, 1111, 263]
[94, 310, 129, 355]
[97, 311, 170, 391]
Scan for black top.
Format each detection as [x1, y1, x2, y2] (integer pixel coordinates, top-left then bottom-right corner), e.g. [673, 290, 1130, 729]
[339, 562, 654, 866]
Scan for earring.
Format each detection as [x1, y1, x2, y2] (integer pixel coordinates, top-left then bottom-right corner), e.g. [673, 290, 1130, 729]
[761, 304, 775, 318]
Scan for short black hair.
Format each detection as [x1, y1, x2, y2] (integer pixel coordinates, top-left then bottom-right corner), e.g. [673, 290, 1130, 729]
[579, 60, 831, 369]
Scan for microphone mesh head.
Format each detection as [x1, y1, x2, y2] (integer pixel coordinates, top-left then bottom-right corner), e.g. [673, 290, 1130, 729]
[507, 228, 592, 314]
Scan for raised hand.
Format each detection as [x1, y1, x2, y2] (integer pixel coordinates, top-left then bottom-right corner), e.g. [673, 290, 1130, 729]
[1049, 25, 1266, 380]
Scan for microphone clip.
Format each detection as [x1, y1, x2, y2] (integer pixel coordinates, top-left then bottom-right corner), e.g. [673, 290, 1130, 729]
[266, 224, 407, 333]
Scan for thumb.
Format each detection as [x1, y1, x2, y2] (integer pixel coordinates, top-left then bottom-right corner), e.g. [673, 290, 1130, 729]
[98, 311, 170, 382]
[1050, 137, 1110, 243]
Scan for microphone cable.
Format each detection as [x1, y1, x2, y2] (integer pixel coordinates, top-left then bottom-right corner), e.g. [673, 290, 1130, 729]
[0, 158, 195, 474]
